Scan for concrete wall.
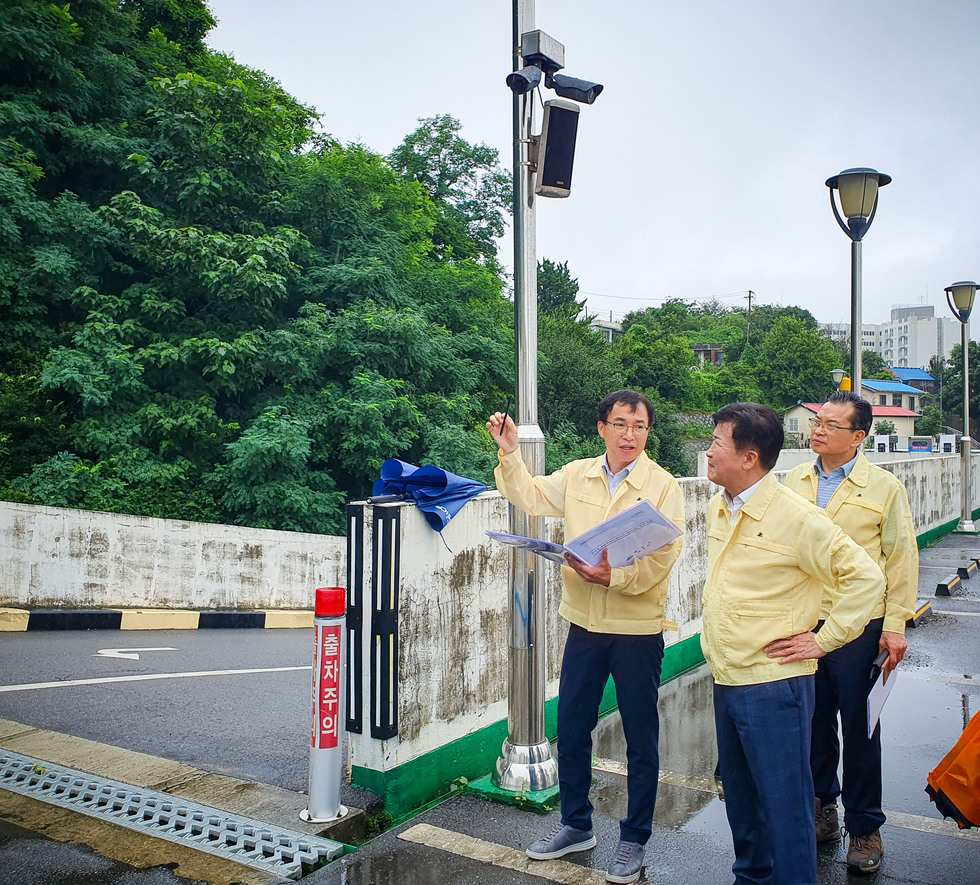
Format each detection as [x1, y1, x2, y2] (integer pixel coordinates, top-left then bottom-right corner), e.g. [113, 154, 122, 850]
[348, 451, 979, 790]
[0, 501, 346, 610]
[695, 446, 960, 477]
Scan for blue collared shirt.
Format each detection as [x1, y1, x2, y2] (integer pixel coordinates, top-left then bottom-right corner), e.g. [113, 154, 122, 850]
[814, 452, 859, 509]
[602, 455, 638, 498]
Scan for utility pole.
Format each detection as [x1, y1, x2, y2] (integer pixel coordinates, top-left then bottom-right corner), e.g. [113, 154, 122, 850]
[494, 0, 559, 793]
[745, 290, 754, 345]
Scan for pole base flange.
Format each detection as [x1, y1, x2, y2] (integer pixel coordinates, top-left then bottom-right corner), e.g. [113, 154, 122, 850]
[300, 805, 348, 824]
[493, 738, 559, 792]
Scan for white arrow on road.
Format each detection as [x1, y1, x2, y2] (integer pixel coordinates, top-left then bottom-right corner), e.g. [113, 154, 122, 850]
[95, 647, 177, 661]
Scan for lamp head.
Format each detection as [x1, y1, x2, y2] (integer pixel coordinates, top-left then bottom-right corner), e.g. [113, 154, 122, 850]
[831, 368, 846, 390]
[946, 281, 978, 323]
[826, 167, 891, 241]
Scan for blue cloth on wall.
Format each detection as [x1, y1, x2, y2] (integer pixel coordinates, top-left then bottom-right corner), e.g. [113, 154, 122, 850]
[371, 459, 487, 532]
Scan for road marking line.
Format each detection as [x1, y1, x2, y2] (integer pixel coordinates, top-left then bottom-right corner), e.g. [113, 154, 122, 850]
[399, 823, 606, 884]
[935, 610, 980, 617]
[883, 810, 980, 842]
[95, 647, 178, 661]
[0, 666, 310, 693]
[593, 758, 721, 795]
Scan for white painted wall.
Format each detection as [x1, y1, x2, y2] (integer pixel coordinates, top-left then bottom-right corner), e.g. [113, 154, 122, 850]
[350, 452, 978, 774]
[2, 451, 975, 777]
[0, 502, 345, 609]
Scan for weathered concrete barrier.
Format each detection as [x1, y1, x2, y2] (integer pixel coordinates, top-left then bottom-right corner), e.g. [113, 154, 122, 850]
[345, 453, 979, 815]
[1, 453, 976, 816]
[0, 502, 345, 610]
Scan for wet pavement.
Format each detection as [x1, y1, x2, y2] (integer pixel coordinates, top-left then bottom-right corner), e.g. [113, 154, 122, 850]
[306, 532, 980, 885]
[2, 532, 979, 883]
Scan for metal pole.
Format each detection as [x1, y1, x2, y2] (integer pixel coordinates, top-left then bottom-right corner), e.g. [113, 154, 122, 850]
[850, 239, 863, 399]
[494, 0, 558, 792]
[959, 320, 975, 531]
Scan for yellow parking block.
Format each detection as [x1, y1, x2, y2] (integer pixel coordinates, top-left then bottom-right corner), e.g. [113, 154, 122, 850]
[119, 609, 201, 630]
[262, 610, 314, 629]
[0, 608, 29, 632]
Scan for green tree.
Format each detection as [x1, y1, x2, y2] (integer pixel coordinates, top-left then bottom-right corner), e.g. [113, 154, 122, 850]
[613, 324, 695, 404]
[388, 115, 510, 265]
[538, 258, 586, 319]
[752, 317, 840, 406]
[537, 314, 625, 436]
[915, 402, 943, 437]
[938, 341, 980, 432]
[861, 349, 891, 379]
[873, 419, 896, 436]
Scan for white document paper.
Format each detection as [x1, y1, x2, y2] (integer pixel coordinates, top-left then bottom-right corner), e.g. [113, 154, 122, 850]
[487, 499, 683, 569]
[867, 668, 897, 738]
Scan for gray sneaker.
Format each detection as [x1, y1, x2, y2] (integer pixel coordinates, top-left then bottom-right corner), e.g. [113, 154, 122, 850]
[526, 824, 597, 860]
[606, 839, 644, 883]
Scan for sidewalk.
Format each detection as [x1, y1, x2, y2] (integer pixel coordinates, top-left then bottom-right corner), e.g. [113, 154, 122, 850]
[1, 534, 978, 884]
[305, 532, 980, 884]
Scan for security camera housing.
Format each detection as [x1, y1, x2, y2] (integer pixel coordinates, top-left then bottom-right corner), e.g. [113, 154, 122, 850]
[521, 30, 565, 73]
[547, 72, 603, 104]
[534, 99, 579, 198]
[506, 65, 542, 95]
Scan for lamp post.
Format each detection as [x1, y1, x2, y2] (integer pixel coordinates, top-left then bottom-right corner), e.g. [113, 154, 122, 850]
[826, 168, 891, 399]
[945, 281, 978, 533]
[494, 0, 559, 793]
[831, 368, 845, 391]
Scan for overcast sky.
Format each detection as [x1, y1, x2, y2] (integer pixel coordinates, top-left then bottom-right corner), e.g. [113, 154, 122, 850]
[206, 0, 979, 331]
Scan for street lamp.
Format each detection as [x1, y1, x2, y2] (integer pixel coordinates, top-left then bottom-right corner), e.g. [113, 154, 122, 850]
[831, 368, 845, 391]
[945, 281, 978, 532]
[826, 167, 892, 399]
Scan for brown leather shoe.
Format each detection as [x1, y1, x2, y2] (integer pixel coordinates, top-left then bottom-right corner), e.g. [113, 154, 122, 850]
[815, 799, 841, 843]
[846, 829, 883, 874]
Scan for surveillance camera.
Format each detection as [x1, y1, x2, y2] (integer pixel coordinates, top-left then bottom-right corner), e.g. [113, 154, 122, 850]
[506, 65, 542, 95]
[546, 72, 603, 104]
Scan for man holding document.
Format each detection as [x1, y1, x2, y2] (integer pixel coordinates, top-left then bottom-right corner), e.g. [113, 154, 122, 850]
[487, 390, 684, 884]
[785, 391, 918, 874]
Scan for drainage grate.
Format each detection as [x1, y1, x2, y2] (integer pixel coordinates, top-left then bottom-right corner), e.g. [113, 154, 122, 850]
[0, 749, 345, 880]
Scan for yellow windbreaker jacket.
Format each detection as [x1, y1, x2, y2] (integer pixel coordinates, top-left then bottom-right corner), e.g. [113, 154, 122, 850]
[494, 449, 685, 634]
[701, 471, 881, 686]
[784, 452, 918, 634]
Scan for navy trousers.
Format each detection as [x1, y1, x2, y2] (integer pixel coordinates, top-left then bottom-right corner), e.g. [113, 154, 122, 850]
[557, 624, 664, 844]
[714, 676, 817, 885]
[811, 617, 886, 837]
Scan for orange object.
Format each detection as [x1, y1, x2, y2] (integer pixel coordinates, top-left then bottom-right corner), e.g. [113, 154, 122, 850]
[926, 710, 980, 828]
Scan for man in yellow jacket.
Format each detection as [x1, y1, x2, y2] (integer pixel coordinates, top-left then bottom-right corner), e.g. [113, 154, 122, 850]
[487, 390, 684, 885]
[702, 403, 881, 885]
[785, 391, 917, 874]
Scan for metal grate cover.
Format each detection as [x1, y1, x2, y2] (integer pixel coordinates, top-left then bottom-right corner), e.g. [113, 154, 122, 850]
[0, 749, 345, 880]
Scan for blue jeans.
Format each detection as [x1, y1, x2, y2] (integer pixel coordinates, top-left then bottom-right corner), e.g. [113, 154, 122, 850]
[557, 624, 664, 844]
[714, 676, 817, 885]
[811, 618, 886, 837]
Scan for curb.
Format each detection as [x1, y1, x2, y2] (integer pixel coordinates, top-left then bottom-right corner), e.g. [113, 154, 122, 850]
[935, 550, 980, 597]
[0, 608, 313, 632]
[907, 600, 933, 628]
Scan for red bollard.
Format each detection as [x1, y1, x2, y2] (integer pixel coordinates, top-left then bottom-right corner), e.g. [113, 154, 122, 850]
[300, 587, 349, 823]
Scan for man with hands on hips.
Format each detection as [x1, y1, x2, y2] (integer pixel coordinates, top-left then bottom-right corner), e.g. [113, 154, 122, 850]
[487, 390, 684, 885]
[701, 403, 881, 885]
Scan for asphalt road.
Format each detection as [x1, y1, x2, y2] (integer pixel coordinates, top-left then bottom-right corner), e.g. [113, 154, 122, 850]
[0, 629, 314, 791]
[2, 533, 980, 884]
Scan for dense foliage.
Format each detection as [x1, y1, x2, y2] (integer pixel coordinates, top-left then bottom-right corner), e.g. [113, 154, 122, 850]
[6, 0, 930, 535]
